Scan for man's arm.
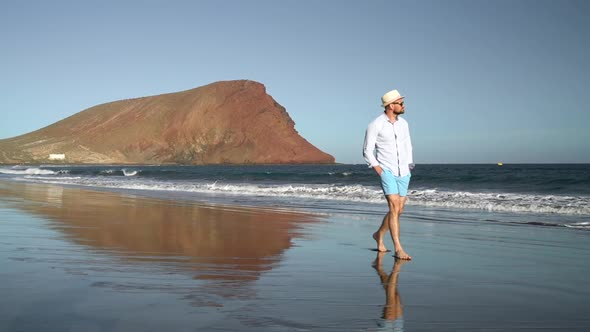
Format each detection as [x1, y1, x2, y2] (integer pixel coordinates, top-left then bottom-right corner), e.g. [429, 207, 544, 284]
[407, 125, 414, 170]
[363, 122, 382, 175]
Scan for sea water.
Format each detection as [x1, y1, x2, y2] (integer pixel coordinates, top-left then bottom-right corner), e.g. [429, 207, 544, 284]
[1, 163, 589, 230]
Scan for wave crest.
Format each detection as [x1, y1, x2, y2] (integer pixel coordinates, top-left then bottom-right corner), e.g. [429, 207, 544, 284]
[123, 169, 138, 177]
[0, 167, 55, 175]
[12, 173, 590, 216]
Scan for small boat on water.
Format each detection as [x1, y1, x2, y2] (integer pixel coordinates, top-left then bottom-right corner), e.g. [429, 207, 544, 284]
[497, 162, 503, 166]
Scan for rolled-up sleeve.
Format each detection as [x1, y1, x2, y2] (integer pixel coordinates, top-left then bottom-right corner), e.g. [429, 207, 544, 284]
[363, 122, 380, 168]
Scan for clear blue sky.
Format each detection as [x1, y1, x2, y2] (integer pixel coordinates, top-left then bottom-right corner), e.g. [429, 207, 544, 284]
[1, 0, 589, 163]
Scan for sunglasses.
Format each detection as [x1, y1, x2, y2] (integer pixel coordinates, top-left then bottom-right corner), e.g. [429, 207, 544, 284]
[392, 101, 404, 106]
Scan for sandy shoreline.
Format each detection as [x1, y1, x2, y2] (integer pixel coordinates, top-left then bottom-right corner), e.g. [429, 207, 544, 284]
[1, 180, 589, 331]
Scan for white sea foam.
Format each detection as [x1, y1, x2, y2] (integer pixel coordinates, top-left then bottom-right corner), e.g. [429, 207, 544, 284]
[23, 176, 82, 181]
[122, 169, 138, 177]
[564, 222, 590, 230]
[13, 174, 590, 216]
[0, 167, 55, 175]
[408, 189, 590, 215]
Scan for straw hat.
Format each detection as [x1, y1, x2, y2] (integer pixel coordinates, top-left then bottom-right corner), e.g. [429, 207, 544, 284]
[381, 89, 404, 107]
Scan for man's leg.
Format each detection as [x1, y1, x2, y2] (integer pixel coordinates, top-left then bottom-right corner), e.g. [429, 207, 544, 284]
[374, 170, 409, 253]
[399, 196, 407, 215]
[373, 194, 404, 252]
[386, 194, 411, 260]
[373, 213, 390, 252]
[393, 196, 408, 243]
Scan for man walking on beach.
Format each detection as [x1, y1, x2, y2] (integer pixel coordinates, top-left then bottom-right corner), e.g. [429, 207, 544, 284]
[363, 89, 413, 260]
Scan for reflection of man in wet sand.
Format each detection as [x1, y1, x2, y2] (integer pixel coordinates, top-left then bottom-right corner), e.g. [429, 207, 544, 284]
[372, 252, 407, 330]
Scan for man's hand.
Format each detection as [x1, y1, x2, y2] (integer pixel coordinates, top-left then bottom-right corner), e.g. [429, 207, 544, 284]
[409, 163, 415, 171]
[373, 165, 383, 176]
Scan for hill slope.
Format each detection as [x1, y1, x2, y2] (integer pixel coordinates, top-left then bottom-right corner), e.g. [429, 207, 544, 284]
[0, 80, 334, 164]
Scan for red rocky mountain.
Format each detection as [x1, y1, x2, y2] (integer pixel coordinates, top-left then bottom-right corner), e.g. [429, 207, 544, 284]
[0, 80, 334, 164]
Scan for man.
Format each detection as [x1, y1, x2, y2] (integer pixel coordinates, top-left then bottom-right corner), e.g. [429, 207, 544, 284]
[363, 89, 413, 260]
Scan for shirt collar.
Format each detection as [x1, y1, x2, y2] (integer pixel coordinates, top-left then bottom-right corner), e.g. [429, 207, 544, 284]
[380, 113, 399, 124]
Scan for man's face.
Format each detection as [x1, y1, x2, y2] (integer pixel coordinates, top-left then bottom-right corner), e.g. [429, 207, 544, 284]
[390, 98, 405, 114]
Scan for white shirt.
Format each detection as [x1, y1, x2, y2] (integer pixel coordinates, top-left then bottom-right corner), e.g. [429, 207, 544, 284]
[363, 114, 413, 176]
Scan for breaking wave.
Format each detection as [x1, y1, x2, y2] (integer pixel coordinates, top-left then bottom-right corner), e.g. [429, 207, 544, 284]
[0, 167, 56, 175]
[564, 222, 590, 230]
[122, 169, 138, 177]
[408, 189, 590, 216]
[8, 174, 589, 216]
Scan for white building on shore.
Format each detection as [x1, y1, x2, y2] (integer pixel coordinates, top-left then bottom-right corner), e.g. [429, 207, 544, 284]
[48, 154, 66, 160]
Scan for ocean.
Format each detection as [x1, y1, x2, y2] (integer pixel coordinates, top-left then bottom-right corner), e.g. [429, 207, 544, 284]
[1, 163, 589, 230]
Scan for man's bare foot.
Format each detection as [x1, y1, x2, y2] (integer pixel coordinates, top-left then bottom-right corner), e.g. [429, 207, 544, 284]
[373, 232, 388, 252]
[394, 250, 412, 260]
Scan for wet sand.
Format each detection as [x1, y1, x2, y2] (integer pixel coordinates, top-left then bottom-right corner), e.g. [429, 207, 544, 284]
[1, 181, 589, 331]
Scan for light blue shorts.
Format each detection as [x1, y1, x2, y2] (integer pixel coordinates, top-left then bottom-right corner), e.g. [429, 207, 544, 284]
[380, 170, 411, 196]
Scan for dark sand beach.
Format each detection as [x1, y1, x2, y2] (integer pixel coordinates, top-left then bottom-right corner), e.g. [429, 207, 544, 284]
[1, 180, 589, 331]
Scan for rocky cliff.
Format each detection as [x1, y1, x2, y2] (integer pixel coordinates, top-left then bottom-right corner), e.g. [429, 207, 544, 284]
[0, 80, 334, 164]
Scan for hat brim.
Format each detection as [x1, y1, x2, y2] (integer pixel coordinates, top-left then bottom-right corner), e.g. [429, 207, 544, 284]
[382, 96, 405, 107]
